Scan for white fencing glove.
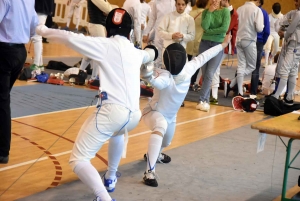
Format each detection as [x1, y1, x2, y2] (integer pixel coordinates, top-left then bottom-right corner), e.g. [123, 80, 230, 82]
[140, 62, 154, 80]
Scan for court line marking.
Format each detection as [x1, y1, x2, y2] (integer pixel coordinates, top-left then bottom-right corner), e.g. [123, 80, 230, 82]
[1, 110, 233, 172]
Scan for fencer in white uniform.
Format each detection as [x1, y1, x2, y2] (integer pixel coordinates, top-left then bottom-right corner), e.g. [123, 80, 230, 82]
[36, 8, 157, 201]
[142, 0, 176, 69]
[140, 34, 231, 187]
[273, 6, 300, 105]
[140, 0, 151, 47]
[65, 0, 86, 31]
[263, 3, 283, 67]
[123, 0, 142, 47]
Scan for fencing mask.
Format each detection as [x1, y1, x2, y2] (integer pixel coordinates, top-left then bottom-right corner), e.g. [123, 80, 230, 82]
[163, 43, 186, 75]
[106, 8, 133, 38]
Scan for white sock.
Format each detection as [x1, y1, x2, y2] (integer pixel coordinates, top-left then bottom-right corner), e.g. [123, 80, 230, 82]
[273, 77, 288, 99]
[287, 75, 297, 100]
[265, 50, 270, 65]
[107, 135, 124, 179]
[75, 18, 80, 29]
[146, 134, 163, 172]
[79, 58, 90, 70]
[237, 73, 244, 95]
[33, 40, 43, 66]
[211, 87, 218, 99]
[229, 77, 236, 88]
[73, 161, 111, 201]
[66, 18, 71, 27]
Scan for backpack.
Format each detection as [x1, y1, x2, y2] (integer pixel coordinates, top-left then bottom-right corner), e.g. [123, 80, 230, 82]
[264, 96, 300, 116]
[19, 67, 33, 80]
[69, 70, 88, 85]
[47, 60, 71, 71]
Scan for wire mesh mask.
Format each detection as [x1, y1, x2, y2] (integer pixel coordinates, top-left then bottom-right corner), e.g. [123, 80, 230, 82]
[163, 43, 186, 75]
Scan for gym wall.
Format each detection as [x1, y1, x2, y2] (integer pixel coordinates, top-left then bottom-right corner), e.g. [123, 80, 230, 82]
[110, 0, 295, 15]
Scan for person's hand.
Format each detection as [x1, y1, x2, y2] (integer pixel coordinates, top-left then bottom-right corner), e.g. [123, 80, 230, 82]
[278, 30, 285, 39]
[208, 0, 218, 12]
[143, 35, 149, 43]
[172, 32, 183, 40]
[221, 34, 232, 49]
[141, 24, 145, 30]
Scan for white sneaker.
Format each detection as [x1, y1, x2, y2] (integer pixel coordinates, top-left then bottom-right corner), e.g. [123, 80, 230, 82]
[196, 101, 210, 112]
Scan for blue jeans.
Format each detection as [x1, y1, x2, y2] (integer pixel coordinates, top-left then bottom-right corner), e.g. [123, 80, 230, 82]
[198, 40, 224, 102]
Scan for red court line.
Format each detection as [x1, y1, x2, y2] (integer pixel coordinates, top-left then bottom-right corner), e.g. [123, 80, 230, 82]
[12, 120, 108, 165]
[12, 133, 63, 189]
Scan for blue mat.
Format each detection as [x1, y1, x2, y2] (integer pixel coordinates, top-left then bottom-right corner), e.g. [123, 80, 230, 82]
[11, 84, 97, 118]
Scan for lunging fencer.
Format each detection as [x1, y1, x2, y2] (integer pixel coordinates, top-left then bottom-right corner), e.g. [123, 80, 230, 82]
[140, 34, 231, 187]
[36, 8, 157, 201]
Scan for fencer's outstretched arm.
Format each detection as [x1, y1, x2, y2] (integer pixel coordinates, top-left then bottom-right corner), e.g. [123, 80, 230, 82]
[185, 34, 231, 77]
[36, 25, 110, 61]
[145, 70, 171, 90]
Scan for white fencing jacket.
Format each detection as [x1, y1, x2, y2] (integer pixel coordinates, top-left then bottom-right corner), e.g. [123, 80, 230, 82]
[36, 26, 153, 112]
[146, 44, 223, 123]
[158, 11, 195, 49]
[236, 2, 264, 41]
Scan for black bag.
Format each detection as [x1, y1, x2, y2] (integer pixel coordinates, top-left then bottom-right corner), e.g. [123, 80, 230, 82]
[264, 96, 300, 116]
[19, 67, 33, 80]
[47, 60, 71, 71]
[69, 70, 88, 85]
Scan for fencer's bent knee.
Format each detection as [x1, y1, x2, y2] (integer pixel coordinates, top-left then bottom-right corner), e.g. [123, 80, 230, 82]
[153, 116, 167, 135]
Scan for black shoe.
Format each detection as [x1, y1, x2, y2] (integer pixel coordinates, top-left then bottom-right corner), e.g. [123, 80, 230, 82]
[283, 96, 294, 106]
[143, 170, 158, 187]
[42, 37, 49, 43]
[144, 153, 171, 164]
[0, 156, 9, 164]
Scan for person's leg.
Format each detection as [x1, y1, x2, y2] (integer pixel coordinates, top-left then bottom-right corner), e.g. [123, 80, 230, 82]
[0, 45, 26, 162]
[74, 5, 82, 30]
[105, 110, 141, 191]
[273, 41, 296, 99]
[69, 104, 130, 200]
[142, 110, 168, 187]
[32, 13, 47, 66]
[66, 4, 75, 28]
[250, 41, 264, 95]
[263, 35, 273, 67]
[240, 40, 257, 96]
[211, 54, 226, 101]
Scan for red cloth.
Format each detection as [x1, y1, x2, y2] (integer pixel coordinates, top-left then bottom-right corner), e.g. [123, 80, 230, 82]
[225, 9, 238, 55]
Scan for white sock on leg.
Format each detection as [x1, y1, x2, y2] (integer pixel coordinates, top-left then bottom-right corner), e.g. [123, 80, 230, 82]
[146, 134, 163, 172]
[73, 161, 111, 201]
[107, 135, 124, 179]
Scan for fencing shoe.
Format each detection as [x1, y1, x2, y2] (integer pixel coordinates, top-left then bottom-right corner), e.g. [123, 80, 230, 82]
[143, 170, 158, 187]
[103, 172, 121, 192]
[144, 153, 171, 163]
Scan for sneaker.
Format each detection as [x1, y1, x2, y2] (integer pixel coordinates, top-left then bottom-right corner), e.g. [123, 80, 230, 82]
[94, 197, 116, 201]
[143, 153, 171, 163]
[103, 172, 121, 192]
[62, 26, 69, 31]
[196, 101, 210, 112]
[209, 98, 218, 105]
[224, 82, 232, 98]
[283, 94, 294, 106]
[192, 84, 199, 91]
[143, 170, 158, 187]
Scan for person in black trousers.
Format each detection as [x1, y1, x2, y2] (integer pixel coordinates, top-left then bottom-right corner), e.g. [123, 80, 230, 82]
[0, 0, 39, 164]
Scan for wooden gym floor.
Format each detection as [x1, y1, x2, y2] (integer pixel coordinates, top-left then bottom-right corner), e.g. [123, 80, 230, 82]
[0, 42, 299, 201]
